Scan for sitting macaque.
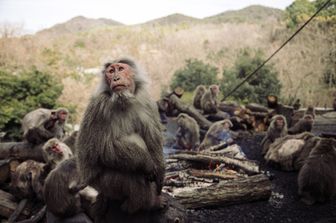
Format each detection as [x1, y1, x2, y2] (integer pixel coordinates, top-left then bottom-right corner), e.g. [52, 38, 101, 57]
[261, 115, 287, 155]
[264, 132, 314, 171]
[76, 58, 166, 219]
[199, 119, 235, 150]
[193, 85, 206, 110]
[288, 114, 314, 135]
[298, 138, 336, 205]
[156, 98, 169, 124]
[162, 87, 185, 117]
[22, 107, 69, 145]
[10, 160, 45, 200]
[173, 113, 200, 151]
[44, 158, 97, 219]
[267, 95, 278, 109]
[42, 138, 73, 170]
[201, 85, 219, 114]
[293, 99, 301, 110]
[304, 105, 316, 119]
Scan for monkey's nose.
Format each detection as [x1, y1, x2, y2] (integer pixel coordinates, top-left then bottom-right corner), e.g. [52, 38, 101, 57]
[113, 76, 120, 81]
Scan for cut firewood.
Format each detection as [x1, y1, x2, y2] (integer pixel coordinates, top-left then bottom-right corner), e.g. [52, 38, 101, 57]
[8, 199, 28, 223]
[15, 205, 46, 223]
[0, 142, 44, 162]
[169, 153, 260, 175]
[174, 174, 271, 209]
[187, 169, 238, 180]
[0, 189, 31, 219]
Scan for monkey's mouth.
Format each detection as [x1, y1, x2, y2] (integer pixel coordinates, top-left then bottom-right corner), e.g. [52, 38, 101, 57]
[112, 85, 127, 91]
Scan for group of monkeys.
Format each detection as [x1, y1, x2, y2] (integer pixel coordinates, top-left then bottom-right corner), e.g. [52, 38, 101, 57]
[3, 57, 336, 222]
[261, 109, 336, 205]
[158, 81, 336, 206]
[6, 58, 167, 223]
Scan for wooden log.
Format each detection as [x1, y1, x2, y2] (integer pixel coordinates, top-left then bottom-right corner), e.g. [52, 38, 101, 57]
[16, 205, 46, 223]
[8, 199, 28, 223]
[165, 159, 192, 172]
[0, 142, 44, 162]
[0, 159, 11, 183]
[168, 94, 212, 129]
[188, 169, 238, 180]
[0, 189, 31, 219]
[169, 153, 260, 175]
[246, 103, 270, 113]
[312, 112, 336, 133]
[174, 174, 271, 209]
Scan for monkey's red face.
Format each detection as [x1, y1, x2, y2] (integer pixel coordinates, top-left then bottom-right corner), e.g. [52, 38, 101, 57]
[58, 111, 68, 122]
[105, 63, 136, 94]
[211, 85, 219, 95]
[275, 118, 284, 129]
[51, 144, 63, 154]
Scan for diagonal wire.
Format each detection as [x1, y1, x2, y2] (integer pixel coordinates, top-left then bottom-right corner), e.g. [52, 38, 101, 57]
[222, 0, 332, 101]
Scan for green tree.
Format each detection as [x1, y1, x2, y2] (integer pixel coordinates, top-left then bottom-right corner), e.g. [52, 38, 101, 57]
[170, 58, 218, 92]
[0, 68, 64, 141]
[285, 0, 316, 28]
[221, 49, 281, 104]
[314, 0, 336, 17]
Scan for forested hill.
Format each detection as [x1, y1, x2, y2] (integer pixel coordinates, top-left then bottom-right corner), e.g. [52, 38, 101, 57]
[0, 4, 335, 123]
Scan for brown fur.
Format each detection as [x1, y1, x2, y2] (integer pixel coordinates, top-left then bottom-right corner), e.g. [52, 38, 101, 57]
[22, 108, 68, 144]
[298, 138, 336, 205]
[10, 160, 44, 200]
[44, 158, 97, 218]
[288, 114, 314, 134]
[304, 105, 316, 119]
[193, 85, 206, 110]
[264, 132, 314, 171]
[199, 119, 233, 150]
[62, 131, 79, 153]
[76, 58, 165, 216]
[201, 85, 219, 114]
[175, 113, 200, 150]
[294, 136, 321, 170]
[261, 115, 288, 155]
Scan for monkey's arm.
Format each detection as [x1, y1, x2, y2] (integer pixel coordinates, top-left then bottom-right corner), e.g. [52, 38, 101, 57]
[101, 134, 155, 174]
[25, 125, 55, 144]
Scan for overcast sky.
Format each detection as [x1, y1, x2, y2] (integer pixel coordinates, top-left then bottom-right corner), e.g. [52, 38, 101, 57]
[0, 0, 294, 32]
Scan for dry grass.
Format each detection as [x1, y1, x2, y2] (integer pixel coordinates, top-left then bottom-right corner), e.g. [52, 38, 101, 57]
[0, 19, 334, 123]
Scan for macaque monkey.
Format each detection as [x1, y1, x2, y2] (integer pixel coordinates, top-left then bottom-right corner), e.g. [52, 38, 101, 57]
[76, 58, 165, 218]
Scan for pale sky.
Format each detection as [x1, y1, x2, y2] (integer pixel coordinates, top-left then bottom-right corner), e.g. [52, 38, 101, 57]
[0, 0, 294, 33]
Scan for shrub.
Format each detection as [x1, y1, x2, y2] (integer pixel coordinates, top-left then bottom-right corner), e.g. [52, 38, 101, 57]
[0, 68, 64, 140]
[170, 58, 218, 92]
[221, 48, 281, 105]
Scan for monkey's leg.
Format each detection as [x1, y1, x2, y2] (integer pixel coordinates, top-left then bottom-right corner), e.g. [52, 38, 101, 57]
[120, 179, 166, 214]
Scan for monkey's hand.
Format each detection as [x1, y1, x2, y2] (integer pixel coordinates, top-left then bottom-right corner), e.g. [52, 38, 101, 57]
[106, 134, 155, 174]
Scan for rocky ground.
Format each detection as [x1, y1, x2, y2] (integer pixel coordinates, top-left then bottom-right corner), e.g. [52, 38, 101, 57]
[185, 133, 336, 223]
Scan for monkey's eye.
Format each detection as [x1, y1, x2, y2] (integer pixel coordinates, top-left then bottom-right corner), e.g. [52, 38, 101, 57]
[109, 67, 115, 73]
[118, 66, 124, 72]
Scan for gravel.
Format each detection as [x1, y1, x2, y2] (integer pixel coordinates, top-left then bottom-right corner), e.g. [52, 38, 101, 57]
[185, 133, 336, 223]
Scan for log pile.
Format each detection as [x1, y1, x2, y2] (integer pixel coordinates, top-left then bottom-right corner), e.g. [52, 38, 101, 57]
[163, 146, 272, 209]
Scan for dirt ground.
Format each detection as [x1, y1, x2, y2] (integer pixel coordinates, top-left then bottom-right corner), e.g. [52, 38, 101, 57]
[185, 133, 336, 223]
